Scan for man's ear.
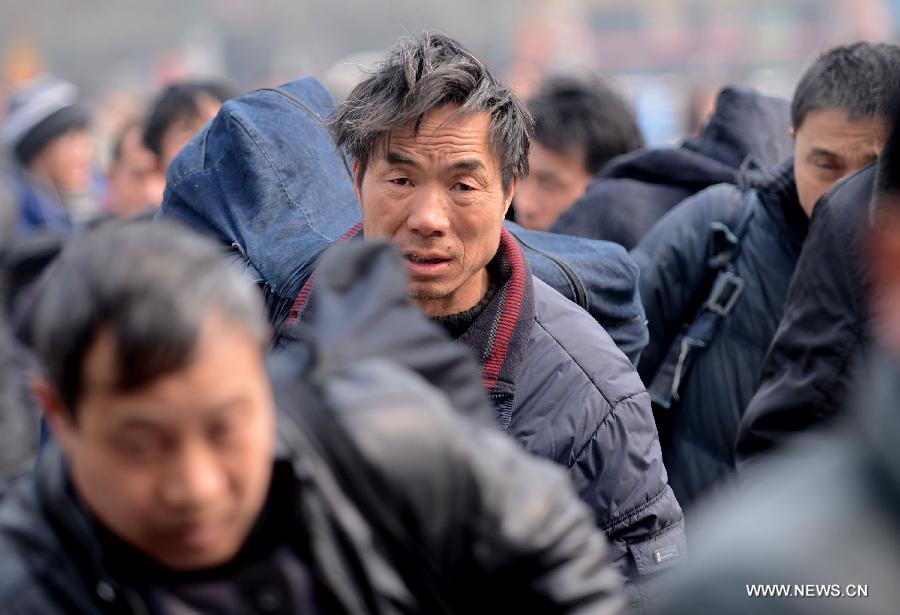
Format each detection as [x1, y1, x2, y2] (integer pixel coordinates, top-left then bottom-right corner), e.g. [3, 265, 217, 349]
[29, 374, 76, 447]
[790, 127, 796, 142]
[503, 177, 518, 217]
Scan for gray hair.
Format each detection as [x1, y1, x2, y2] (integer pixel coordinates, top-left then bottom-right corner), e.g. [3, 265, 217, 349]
[328, 31, 532, 194]
[33, 219, 269, 415]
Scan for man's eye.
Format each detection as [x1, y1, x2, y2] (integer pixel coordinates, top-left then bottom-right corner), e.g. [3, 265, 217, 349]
[453, 182, 474, 191]
[390, 177, 410, 186]
[812, 158, 840, 171]
[209, 420, 238, 445]
[117, 438, 162, 460]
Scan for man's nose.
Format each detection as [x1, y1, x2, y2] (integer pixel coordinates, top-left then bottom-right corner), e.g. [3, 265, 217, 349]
[406, 185, 450, 236]
[160, 442, 227, 511]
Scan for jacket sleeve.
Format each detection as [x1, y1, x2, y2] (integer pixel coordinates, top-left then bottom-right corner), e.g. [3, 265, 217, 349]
[736, 168, 873, 466]
[631, 184, 743, 384]
[336, 362, 627, 615]
[569, 387, 687, 614]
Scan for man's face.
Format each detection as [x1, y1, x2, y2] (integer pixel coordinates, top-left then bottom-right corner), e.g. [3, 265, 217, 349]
[107, 126, 165, 217]
[45, 312, 275, 571]
[158, 95, 222, 172]
[513, 141, 591, 231]
[793, 109, 888, 216]
[32, 127, 95, 194]
[354, 106, 515, 317]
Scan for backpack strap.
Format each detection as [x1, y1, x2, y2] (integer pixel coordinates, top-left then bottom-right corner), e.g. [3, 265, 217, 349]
[647, 188, 758, 409]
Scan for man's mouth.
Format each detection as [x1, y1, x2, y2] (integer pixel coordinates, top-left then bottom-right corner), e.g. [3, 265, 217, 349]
[403, 252, 452, 277]
[405, 253, 450, 264]
[165, 519, 223, 551]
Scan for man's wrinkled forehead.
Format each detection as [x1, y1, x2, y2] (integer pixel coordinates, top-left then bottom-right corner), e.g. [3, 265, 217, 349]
[371, 108, 500, 168]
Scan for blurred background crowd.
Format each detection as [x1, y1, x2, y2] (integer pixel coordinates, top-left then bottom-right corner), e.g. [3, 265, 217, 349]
[4, 2, 900, 613]
[1, 0, 898, 223]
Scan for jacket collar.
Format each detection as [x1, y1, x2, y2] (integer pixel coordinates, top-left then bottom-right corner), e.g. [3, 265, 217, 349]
[455, 229, 534, 411]
[34, 443, 144, 611]
[289, 226, 535, 429]
[747, 157, 809, 250]
[288, 222, 363, 321]
[31, 436, 380, 613]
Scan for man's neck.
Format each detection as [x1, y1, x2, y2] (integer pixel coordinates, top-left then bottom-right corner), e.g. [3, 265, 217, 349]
[431, 274, 497, 339]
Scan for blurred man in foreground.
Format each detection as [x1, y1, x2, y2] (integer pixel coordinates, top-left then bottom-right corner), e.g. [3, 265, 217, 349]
[0, 221, 624, 613]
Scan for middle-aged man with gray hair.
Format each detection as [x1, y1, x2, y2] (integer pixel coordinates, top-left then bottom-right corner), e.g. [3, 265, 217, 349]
[292, 32, 685, 605]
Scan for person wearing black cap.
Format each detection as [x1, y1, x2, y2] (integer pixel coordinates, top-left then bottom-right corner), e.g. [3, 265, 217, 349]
[2, 75, 96, 235]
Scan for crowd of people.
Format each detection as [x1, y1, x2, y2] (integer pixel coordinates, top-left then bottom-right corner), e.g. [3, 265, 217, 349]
[1, 30, 900, 614]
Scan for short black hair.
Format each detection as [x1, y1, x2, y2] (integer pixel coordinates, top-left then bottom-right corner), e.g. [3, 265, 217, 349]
[142, 80, 236, 157]
[329, 31, 532, 195]
[33, 220, 268, 415]
[528, 75, 644, 175]
[791, 42, 900, 130]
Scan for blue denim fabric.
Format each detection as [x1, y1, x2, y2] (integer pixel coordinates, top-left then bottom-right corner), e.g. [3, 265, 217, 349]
[159, 77, 361, 326]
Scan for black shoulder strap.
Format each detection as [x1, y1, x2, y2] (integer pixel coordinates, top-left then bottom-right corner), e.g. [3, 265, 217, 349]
[648, 189, 757, 409]
[284, 379, 455, 614]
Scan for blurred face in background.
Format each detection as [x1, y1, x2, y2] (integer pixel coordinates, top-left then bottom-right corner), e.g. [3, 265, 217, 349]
[793, 108, 888, 216]
[30, 127, 95, 194]
[39, 311, 275, 571]
[514, 141, 591, 231]
[158, 93, 222, 172]
[107, 124, 165, 217]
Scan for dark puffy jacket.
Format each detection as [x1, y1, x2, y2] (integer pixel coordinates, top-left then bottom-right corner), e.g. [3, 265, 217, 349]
[651, 352, 900, 615]
[632, 160, 808, 508]
[736, 165, 874, 466]
[550, 86, 792, 249]
[158, 76, 647, 364]
[0, 241, 626, 614]
[291, 229, 685, 610]
[518, 276, 684, 598]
